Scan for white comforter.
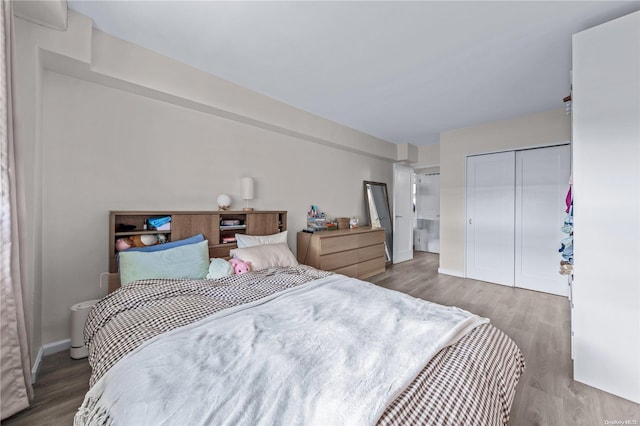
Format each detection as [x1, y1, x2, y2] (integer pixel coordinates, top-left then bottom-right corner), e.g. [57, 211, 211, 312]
[76, 274, 487, 426]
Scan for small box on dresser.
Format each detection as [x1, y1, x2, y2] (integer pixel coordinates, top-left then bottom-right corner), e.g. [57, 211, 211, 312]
[297, 227, 386, 279]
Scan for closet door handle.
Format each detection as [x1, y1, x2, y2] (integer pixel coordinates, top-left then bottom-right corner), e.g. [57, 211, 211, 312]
[469, 218, 472, 224]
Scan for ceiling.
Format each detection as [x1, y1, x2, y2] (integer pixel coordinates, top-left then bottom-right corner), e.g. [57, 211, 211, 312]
[67, 1, 640, 146]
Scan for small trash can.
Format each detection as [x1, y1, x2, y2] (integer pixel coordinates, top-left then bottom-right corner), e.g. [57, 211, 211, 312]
[70, 300, 100, 359]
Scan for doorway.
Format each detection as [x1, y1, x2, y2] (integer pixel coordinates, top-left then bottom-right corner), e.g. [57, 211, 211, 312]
[393, 163, 414, 264]
[415, 173, 440, 253]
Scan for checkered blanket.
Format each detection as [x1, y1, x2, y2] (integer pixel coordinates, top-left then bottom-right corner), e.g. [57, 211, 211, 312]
[84, 265, 332, 387]
[82, 266, 524, 425]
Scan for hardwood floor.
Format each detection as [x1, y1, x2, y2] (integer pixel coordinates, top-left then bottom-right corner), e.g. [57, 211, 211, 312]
[1, 349, 90, 426]
[369, 253, 640, 425]
[3, 252, 638, 425]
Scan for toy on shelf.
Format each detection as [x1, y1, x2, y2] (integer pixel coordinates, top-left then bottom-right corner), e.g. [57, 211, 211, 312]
[115, 233, 163, 252]
[115, 238, 133, 251]
[130, 234, 158, 247]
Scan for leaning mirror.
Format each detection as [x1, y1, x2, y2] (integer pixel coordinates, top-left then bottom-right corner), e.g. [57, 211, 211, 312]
[363, 181, 393, 262]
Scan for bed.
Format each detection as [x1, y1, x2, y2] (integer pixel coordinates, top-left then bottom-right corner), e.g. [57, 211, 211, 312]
[75, 237, 525, 425]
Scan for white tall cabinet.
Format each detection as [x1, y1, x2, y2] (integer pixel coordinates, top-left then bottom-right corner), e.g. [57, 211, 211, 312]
[572, 11, 640, 403]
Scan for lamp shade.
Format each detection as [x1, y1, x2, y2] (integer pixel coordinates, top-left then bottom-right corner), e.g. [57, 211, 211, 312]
[241, 177, 254, 200]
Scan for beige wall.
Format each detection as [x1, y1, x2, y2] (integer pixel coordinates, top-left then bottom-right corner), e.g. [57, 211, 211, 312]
[439, 108, 571, 275]
[396, 143, 419, 162]
[16, 11, 395, 352]
[15, 7, 95, 365]
[417, 143, 440, 166]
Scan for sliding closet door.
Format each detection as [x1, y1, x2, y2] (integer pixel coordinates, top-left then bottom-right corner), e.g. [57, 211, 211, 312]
[466, 152, 515, 286]
[515, 145, 570, 296]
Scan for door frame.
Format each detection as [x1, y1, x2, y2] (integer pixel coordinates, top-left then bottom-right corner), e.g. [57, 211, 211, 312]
[392, 163, 414, 264]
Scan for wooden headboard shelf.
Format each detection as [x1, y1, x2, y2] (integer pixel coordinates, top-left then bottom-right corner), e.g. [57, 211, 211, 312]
[108, 210, 287, 292]
[108, 273, 121, 294]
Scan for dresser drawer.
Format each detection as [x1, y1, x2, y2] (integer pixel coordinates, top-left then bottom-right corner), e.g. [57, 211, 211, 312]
[319, 234, 360, 254]
[333, 257, 385, 279]
[357, 243, 385, 262]
[332, 264, 358, 278]
[319, 244, 385, 271]
[319, 229, 385, 255]
[358, 257, 386, 279]
[320, 249, 358, 270]
[358, 229, 385, 247]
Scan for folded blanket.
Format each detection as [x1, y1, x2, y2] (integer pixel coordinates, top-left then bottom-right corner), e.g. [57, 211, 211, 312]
[76, 274, 487, 426]
[84, 266, 332, 387]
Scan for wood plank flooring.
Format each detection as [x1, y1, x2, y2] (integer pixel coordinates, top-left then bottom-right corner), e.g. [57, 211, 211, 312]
[1, 348, 91, 425]
[369, 253, 640, 425]
[3, 252, 638, 425]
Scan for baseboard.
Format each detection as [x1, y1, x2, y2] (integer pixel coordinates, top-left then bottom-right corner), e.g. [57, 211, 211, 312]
[437, 267, 465, 278]
[31, 338, 70, 383]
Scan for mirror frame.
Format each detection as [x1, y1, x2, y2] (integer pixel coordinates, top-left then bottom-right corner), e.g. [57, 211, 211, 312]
[363, 181, 393, 263]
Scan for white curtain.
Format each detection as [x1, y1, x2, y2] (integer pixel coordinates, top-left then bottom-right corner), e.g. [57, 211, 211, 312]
[1, 0, 33, 419]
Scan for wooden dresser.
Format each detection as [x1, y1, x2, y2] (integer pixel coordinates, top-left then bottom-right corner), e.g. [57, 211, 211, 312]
[296, 227, 386, 279]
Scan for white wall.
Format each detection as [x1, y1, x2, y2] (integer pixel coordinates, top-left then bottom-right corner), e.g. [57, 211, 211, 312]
[439, 109, 571, 275]
[396, 143, 419, 162]
[417, 143, 440, 166]
[14, 5, 94, 366]
[16, 11, 395, 352]
[572, 11, 640, 403]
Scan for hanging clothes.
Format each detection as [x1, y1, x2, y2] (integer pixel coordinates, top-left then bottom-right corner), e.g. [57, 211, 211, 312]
[559, 178, 574, 275]
[565, 186, 572, 213]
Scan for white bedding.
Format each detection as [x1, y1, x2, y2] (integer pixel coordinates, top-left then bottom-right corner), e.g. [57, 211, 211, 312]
[76, 274, 487, 426]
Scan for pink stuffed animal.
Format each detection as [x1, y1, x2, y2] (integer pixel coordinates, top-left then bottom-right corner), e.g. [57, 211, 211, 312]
[229, 258, 251, 274]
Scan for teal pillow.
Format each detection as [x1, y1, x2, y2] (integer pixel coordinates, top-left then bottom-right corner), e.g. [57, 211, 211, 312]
[119, 240, 209, 285]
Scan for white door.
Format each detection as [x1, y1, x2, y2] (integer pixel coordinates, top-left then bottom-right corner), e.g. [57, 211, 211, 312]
[515, 145, 570, 296]
[466, 152, 515, 286]
[393, 163, 414, 264]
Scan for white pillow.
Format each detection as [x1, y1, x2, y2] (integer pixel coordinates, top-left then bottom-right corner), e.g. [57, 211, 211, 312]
[230, 243, 298, 271]
[119, 240, 210, 285]
[235, 231, 288, 248]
